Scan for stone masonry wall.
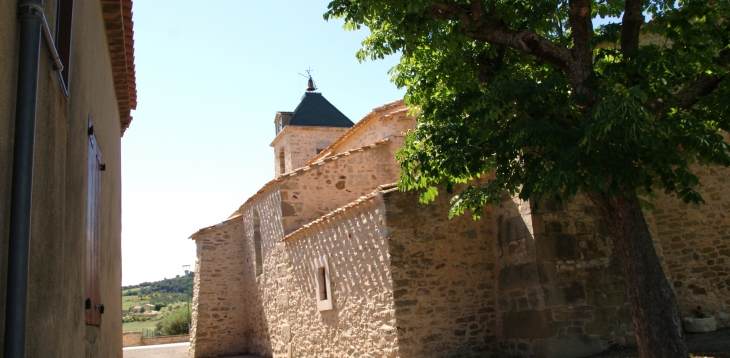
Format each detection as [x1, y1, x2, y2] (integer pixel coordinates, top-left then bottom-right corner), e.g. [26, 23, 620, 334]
[240, 188, 288, 357]
[122, 332, 142, 347]
[272, 126, 350, 175]
[283, 194, 398, 357]
[383, 187, 500, 357]
[190, 219, 248, 358]
[280, 142, 400, 234]
[646, 164, 730, 326]
[497, 195, 629, 358]
[333, 108, 414, 155]
[307, 100, 415, 166]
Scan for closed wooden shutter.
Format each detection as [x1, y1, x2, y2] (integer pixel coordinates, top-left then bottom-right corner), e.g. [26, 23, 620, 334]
[85, 120, 103, 326]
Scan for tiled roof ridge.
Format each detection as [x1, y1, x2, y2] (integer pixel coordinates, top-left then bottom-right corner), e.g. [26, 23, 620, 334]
[280, 182, 399, 243]
[304, 99, 407, 166]
[101, 0, 137, 135]
[188, 214, 242, 240]
[236, 138, 392, 214]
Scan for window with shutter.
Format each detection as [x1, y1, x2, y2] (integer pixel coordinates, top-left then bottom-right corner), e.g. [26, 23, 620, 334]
[85, 119, 103, 326]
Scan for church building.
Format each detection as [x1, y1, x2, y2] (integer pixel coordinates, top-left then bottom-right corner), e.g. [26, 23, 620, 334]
[188, 80, 730, 358]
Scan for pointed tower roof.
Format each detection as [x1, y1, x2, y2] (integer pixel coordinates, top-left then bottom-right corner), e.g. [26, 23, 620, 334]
[287, 92, 355, 128]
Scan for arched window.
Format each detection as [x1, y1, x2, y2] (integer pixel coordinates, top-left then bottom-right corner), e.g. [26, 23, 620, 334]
[316, 140, 331, 155]
[278, 147, 286, 175]
[253, 209, 263, 277]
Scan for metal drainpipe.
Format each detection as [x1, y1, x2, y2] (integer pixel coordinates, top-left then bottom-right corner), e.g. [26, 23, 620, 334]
[4, 1, 44, 357]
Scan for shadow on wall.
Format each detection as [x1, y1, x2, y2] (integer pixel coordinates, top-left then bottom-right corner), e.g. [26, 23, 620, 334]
[284, 198, 397, 357]
[241, 193, 284, 357]
[385, 188, 500, 357]
[496, 195, 627, 358]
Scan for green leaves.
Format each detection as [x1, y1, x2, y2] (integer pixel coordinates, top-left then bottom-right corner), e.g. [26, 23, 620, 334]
[327, 0, 730, 217]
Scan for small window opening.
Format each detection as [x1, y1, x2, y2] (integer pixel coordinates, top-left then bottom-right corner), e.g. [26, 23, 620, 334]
[316, 140, 331, 155]
[318, 267, 327, 300]
[314, 256, 333, 311]
[278, 148, 286, 175]
[253, 209, 263, 277]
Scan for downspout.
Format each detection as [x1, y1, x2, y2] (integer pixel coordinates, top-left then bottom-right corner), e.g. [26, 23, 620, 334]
[4, 1, 62, 357]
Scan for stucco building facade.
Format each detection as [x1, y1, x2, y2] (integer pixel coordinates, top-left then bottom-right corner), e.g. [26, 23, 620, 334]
[189, 89, 730, 357]
[1, 0, 136, 357]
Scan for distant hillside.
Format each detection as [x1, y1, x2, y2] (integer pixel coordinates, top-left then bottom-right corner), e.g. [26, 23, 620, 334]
[123, 272, 194, 297]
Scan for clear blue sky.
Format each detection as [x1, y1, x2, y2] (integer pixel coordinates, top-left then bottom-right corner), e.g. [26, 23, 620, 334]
[121, 1, 404, 286]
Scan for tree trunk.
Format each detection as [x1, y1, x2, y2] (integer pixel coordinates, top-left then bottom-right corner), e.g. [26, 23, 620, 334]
[586, 191, 689, 358]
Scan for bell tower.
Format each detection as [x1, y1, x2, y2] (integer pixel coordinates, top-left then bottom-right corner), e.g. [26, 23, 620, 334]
[270, 75, 354, 176]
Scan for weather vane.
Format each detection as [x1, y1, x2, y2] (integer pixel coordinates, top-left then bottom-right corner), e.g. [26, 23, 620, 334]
[298, 67, 316, 92]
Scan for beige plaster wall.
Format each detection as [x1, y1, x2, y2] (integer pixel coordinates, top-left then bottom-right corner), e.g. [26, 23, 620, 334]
[280, 143, 400, 233]
[271, 126, 349, 175]
[283, 195, 398, 357]
[1, 0, 125, 357]
[190, 221, 248, 358]
[646, 165, 730, 325]
[383, 187, 500, 357]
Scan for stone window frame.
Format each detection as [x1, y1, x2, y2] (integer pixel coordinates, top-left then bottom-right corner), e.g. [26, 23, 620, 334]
[314, 255, 333, 311]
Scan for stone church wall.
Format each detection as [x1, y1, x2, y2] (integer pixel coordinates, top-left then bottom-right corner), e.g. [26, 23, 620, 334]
[189, 218, 248, 358]
[272, 126, 350, 175]
[646, 164, 730, 326]
[335, 106, 414, 154]
[496, 195, 629, 358]
[282, 195, 398, 357]
[383, 188, 500, 357]
[307, 101, 415, 169]
[240, 188, 288, 357]
[280, 142, 400, 233]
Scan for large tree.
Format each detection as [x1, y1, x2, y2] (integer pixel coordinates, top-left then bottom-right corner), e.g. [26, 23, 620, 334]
[326, 1, 729, 357]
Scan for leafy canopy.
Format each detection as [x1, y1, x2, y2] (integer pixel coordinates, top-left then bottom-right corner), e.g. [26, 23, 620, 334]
[326, 0, 730, 218]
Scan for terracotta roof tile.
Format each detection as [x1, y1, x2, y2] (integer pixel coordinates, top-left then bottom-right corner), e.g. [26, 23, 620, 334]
[189, 214, 242, 240]
[102, 0, 137, 135]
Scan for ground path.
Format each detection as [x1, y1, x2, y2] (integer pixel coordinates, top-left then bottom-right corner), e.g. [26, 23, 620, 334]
[125, 329, 729, 358]
[123, 342, 261, 358]
[589, 327, 730, 358]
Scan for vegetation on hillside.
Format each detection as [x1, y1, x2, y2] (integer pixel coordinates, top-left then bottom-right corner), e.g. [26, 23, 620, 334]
[123, 271, 194, 295]
[122, 273, 193, 336]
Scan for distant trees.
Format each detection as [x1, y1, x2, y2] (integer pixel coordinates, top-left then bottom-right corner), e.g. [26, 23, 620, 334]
[155, 302, 190, 336]
[122, 271, 194, 297]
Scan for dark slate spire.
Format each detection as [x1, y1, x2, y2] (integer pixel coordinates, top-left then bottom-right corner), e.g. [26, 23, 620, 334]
[287, 90, 355, 128]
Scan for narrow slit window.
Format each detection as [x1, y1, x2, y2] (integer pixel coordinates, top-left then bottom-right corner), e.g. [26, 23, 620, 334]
[318, 267, 327, 300]
[253, 209, 263, 277]
[314, 256, 332, 311]
[278, 148, 286, 175]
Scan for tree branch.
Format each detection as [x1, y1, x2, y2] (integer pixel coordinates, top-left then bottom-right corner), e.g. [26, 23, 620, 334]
[430, 1, 573, 73]
[621, 0, 644, 56]
[567, 0, 595, 95]
[653, 75, 725, 117]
